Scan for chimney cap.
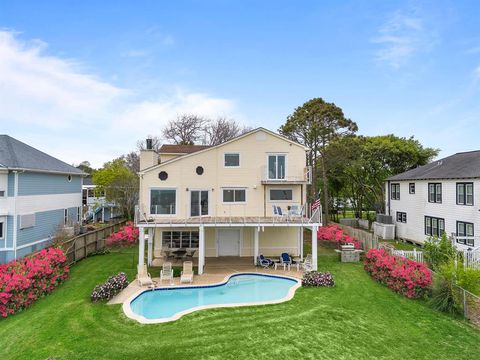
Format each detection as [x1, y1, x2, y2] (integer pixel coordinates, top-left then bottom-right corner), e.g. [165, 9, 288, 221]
[146, 138, 153, 150]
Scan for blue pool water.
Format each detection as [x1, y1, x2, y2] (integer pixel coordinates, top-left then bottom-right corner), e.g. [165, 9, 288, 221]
[129, 273, 298, 321]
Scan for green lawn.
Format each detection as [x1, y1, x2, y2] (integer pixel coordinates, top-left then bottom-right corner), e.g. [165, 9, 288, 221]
[1, 247, 479, 360]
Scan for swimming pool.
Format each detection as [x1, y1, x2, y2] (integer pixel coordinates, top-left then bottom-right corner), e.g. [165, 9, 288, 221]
[123, 273, 301, 323]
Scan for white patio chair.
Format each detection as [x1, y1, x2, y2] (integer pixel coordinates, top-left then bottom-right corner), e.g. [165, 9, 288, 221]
[160, 262, 174, 284]
[272, 205, 287, 219]
[180, 261, 194, 284]
[300, 254, 313, 272]
[288, 205, 302, 218]
[136, 264, 154, 287]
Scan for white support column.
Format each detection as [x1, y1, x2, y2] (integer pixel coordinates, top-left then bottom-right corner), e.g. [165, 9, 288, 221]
[311, 225, 318, 271]
[198, 225, 205, 275]
[138, 227, 145, 268]
[300, 227, 304, 260]
[254, 227, 259, 265]
[147, 228, 153, 266]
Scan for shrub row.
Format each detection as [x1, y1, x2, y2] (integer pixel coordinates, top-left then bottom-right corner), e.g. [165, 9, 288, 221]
[0, 248, 69, 318]
[302, 271, 335, 287]
[91, 272, 129, 302]
[364, 248, 432, 299]
[105, 221, 138, 248]
[317, 225, 362, 250]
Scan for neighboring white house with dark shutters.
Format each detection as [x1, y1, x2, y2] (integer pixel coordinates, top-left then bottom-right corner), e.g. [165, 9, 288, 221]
[0, 135, 84, 263]
[385, 150, 480, 250]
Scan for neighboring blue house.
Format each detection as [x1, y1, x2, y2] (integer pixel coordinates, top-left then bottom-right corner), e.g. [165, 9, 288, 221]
[0, 135, 85, 263]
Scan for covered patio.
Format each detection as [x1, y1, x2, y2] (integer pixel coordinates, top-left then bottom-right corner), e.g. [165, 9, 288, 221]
[136, 218, 320, 275]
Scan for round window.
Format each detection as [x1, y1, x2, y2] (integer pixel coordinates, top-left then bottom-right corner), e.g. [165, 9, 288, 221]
[196, 166, 204, 175]
[67, 175, 72, 182]
[159, 171, 168, 181]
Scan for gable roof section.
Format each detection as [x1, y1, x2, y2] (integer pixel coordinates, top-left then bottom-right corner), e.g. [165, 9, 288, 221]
[159, 144, 211, 154]
[388, 150, 480, 181]
[0, 135, 84, 175]
[140, 127, 309, 174]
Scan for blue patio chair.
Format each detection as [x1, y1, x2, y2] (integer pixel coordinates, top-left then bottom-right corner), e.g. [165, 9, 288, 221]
[279, 252, 292, 265]
[257, 254, 274, 268]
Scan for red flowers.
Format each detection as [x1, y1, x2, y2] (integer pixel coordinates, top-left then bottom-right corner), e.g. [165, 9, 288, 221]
[0, 248, 69, 318]
[317, 225, 362, 249]
[105, 221, 139, 248]
[364, 248, 432, 299]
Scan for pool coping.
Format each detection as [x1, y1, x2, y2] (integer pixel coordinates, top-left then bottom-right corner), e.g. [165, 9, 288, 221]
[122, 272, 302, 324]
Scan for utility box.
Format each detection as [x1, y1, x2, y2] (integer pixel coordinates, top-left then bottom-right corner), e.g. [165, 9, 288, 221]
[373, 222, 395, 240]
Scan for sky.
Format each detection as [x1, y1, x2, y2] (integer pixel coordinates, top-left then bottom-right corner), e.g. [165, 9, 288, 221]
[0, 0, 479, 168]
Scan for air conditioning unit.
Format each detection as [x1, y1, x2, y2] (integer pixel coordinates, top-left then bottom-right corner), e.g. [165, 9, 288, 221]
[373, 222, 395, 240]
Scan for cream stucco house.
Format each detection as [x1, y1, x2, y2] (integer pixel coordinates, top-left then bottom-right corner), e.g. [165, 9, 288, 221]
[135, 128, 321, 274]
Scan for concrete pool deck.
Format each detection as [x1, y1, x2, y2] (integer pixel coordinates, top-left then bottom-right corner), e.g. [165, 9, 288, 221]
[109, 257, 304, 305]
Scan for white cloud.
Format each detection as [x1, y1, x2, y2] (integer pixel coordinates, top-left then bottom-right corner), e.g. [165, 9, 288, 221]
[0, 30, 238, 167]
[372, 9, 435, 69]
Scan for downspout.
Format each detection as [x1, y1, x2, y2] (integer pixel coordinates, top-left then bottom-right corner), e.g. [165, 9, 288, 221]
[387, 180, 391, 216]
[12, 171, 18, 259]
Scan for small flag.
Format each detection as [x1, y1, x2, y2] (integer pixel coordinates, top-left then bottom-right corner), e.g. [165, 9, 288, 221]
[311, 197, 321, 211]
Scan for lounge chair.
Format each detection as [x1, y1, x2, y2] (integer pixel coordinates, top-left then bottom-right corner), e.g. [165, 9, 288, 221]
[272, 205, 287, 218]
[257, 254, 274, 268]
[180, 261, 194, 283]
[288, 205, 302, 218]
[160, 262, 174, 284]
[136, 264, 154, 287]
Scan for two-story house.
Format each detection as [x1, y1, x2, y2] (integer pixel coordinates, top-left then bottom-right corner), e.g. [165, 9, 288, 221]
[136, 128, 321, 274]
[0, 135, 84, 263]
[385, 150, 480, 250]
[82, 177, 119, 223]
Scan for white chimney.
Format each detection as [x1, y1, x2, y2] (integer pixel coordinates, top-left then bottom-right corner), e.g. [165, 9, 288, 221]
[140, 138, 158, 171]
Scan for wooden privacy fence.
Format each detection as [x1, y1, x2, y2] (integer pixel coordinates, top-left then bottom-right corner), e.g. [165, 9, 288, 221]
[335, 223, 379, 251]
[63, 220, 127, 265]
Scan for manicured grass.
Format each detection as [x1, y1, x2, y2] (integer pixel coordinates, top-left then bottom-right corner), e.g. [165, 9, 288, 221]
[1, 247, 479, 359]
[380, 240, 420, 251]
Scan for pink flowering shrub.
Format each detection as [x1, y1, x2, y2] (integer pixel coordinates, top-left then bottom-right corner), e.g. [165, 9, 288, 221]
[105, 221, 139, 248]
[0, 247, 69, 318]
[364, 248, 432, 299]
[317, 225, 362, 249]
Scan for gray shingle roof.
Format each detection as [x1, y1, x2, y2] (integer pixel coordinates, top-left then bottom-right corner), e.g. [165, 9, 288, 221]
[0, 135, 84, 175]
[388, 150, 480, 181]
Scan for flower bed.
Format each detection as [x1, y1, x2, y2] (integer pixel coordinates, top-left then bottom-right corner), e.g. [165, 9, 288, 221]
[302, 271, 335, 287]
[317, 224, 362, 249]
[364, 248, 432, 299]
[91, 272, 129, 302]
[0, 248, 69, 318]
[105, 221, 139, 248]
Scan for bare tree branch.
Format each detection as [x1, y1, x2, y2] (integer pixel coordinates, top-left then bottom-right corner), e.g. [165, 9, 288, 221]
[162, 114, 208, 145]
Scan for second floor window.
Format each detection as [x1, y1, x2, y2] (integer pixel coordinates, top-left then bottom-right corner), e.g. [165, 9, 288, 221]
[425, 216, 445, 237]
[391, 183, 400, 200]
[409, 183, 415, 194]
[270, 189, 293, 201]
[428, 183, 442, 203]
[268, 154, 286, 180]
[457, 183, 473, 206]
[151, 189, 176, 215]
[223, 188, 246, 203]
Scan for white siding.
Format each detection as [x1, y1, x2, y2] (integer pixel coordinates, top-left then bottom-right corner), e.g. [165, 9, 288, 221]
[387, 179, 480, 246]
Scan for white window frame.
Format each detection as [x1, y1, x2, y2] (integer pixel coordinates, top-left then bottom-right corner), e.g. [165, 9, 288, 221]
[269, 188, 294, 202]
[222, 187, 247, 204]
[189, 189, 211, 217]
[224, 153, 240, 168]
[150, 187, 178, 216]
[266, 153, 287, 180]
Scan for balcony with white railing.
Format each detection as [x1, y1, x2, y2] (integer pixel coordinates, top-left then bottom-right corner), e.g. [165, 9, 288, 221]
[261, 165, 312, 184]
[135, 202, 322, 227]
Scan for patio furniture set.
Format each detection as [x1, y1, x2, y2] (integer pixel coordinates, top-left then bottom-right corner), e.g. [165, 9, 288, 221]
[136, 261, 194, 287]
[257, 253, 313, 272]
[163, 249, 196, 261]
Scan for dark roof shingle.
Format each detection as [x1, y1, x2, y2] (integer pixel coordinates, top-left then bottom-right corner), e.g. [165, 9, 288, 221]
[159, 144, 211, 154]
[388, 150, 480, 181]
[0, 135, 84, 174]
